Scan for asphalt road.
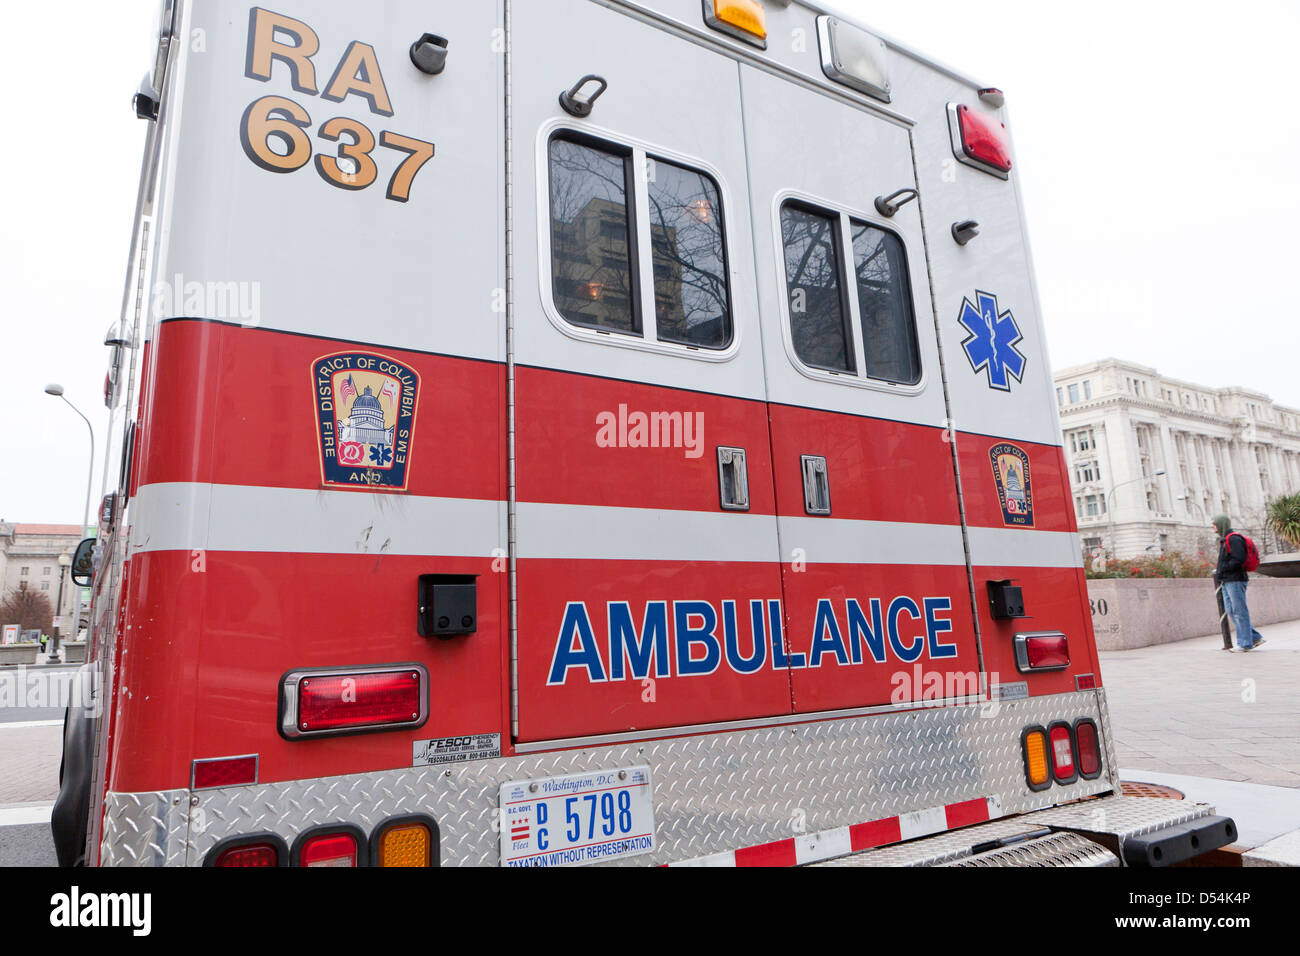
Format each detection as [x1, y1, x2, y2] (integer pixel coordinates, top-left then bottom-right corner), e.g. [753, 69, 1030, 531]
[0, 823, 57, 867]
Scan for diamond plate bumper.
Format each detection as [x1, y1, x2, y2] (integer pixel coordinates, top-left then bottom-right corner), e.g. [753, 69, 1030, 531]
[813, 795, 1218, 867]
[101, 689, 1118, 866]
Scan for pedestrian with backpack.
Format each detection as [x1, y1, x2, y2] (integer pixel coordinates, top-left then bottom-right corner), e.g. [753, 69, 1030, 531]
[1213, 514, 1265, 652]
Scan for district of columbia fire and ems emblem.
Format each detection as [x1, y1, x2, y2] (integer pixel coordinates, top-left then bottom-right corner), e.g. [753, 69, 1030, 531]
[990, 442, 1035, 527]
[958, 290, 1027, 392]
[314, 352, 420, 491]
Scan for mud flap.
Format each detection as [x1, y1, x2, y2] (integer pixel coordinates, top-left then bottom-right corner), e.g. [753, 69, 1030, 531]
[51, 664, 97, 867]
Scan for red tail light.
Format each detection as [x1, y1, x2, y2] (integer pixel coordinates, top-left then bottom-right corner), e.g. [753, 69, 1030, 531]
[1014, 632, 1070, 673]
[281, 664, 428, 739]
[297, 830, 361, 868]
[213, 842, 280, 868]
[1075, 718, 1102, 779]
[1048, 722, 1077, 784]
[950, 103, 1012, 178]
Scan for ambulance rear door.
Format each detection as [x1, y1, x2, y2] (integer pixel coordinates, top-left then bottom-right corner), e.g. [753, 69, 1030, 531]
[740, 65, 983, 714]
[509, 0, 792, 742]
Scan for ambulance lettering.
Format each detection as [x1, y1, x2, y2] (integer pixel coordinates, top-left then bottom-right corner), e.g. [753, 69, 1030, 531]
[240, 7, 436, 202]
[546, 597, 958, 684]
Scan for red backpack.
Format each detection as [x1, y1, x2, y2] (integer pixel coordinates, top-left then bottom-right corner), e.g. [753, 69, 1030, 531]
[1226, 532, 1261, 572]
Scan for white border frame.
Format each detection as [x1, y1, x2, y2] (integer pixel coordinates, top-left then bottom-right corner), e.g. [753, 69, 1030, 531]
[535, 117, 743, 364]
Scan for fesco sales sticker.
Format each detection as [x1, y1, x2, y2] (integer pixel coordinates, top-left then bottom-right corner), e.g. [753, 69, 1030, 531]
[499, 766, 655, 867]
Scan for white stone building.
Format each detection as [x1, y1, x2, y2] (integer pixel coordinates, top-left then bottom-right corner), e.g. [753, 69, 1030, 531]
[1054, 360, 1300, 561]
[0, 522, 84, 635]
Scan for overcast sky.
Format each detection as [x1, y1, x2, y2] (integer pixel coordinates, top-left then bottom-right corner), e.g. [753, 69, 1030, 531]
[3, 1, 1298, 525]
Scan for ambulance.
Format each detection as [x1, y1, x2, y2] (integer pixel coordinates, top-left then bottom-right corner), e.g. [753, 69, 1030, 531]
[53, 0, 1237, 867]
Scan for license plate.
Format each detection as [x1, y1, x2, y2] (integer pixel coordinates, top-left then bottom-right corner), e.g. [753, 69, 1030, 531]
[498, 766, 655, 867]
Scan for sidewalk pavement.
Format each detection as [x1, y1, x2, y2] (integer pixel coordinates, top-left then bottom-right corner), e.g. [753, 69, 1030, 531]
[0, 724, 63, 805]
[1100, 617, 1300, 788]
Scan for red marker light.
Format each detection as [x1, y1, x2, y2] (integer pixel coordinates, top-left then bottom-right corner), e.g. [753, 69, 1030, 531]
[956, 104, 1012, 175]
[192, 755, 258, 790]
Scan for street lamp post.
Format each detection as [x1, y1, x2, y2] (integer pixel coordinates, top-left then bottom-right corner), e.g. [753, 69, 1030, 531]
[45, 384, 95, 642]
[51, 552, 71, 664]
[1105, 470, 1166, 561]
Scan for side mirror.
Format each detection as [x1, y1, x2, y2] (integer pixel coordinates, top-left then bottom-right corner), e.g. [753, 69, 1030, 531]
[71, 538, 97, 588]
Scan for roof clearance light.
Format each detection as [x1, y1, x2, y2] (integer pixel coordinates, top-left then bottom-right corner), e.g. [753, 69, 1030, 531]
[1022, 727, 1050, 791]
[1075, 719, 1103, 779]
[817, 16, 892, 103]
[1014, 631, 1070, 673]
[376, 822, 434, 868]
[1049, 722, 1078, 784]
[948, 103, 1013, 180]
[281, 664, 428, 739]
[704, 0, 767, 49]
[298, 831, 360, 868]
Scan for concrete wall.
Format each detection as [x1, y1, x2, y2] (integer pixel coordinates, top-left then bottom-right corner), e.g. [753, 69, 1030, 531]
[1088, 578, 1300, 651]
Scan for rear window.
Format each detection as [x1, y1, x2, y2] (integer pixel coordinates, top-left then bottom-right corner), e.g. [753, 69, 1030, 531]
[780, 204, 854, 374]
[548, 137, 640, 336]
[648, 159, 730, 350]
[851, 221, 920, 385]
[780, 199, 921, 387]
[547, 133, 732, 352]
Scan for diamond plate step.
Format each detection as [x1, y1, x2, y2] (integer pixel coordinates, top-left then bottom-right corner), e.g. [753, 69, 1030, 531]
[940, 831, 1118, 867]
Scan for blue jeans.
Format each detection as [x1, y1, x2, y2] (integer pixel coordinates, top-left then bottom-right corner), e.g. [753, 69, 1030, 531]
[1221, 580, 1263, 649]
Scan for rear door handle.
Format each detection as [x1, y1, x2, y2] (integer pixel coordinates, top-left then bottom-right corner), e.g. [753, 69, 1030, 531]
[717, 447, 750, 512]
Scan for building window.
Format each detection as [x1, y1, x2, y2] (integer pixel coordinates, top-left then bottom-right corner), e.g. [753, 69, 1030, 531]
[1083, 380, 1092, 400]
[1068, 383, 1080, 404]
[1056, 387, 1063, 407]
[43, 566, 51, 576]
[20, 566, 29, 576]
[41, 582, 50, 592]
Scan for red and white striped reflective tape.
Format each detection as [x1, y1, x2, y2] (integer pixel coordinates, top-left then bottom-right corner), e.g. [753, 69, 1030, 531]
[669, 796, 1005, 867]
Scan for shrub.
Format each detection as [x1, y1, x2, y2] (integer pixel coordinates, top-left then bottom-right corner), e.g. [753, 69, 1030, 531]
[1266, 493, 1300, 549]
[1085, 551, 1214, 580]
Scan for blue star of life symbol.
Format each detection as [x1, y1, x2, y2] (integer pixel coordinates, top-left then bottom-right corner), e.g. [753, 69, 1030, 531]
[958, 291, 1026, 392]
